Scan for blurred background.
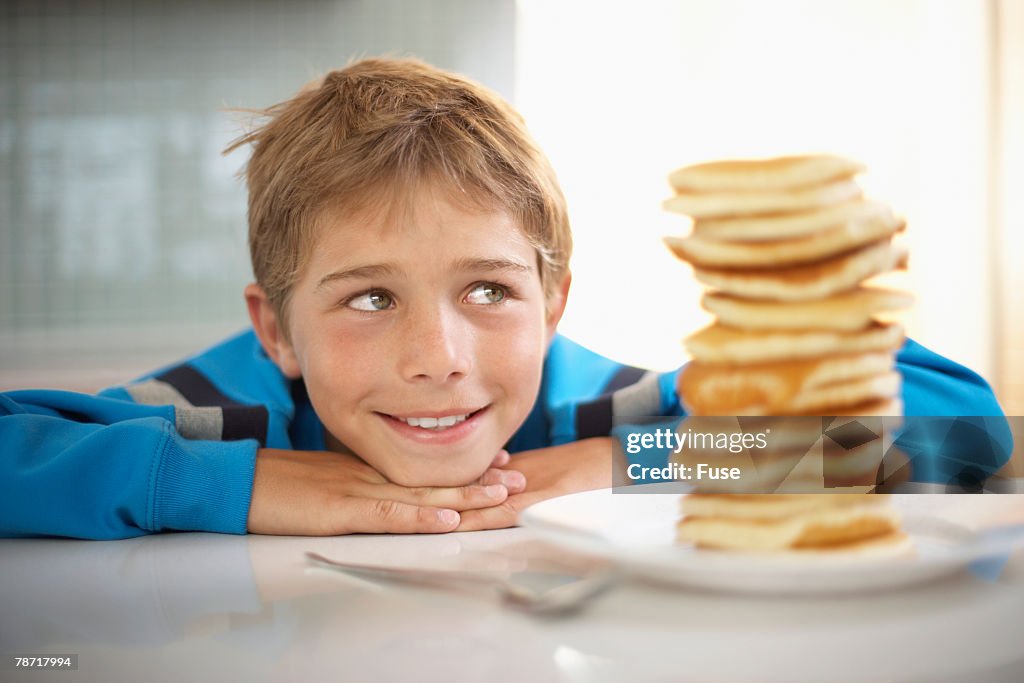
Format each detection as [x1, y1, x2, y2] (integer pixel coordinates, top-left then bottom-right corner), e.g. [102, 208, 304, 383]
[1, 0, 1021, 416]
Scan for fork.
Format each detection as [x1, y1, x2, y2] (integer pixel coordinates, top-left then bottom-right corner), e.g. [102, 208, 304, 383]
[305, 551, 617, 616]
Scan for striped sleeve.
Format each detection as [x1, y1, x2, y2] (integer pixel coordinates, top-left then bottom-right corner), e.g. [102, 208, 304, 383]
[120, 365, 270, 446]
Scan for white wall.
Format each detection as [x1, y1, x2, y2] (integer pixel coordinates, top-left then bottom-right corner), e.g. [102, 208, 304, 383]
[996, 0, 1024, 414]
[516, 0, 997, 383]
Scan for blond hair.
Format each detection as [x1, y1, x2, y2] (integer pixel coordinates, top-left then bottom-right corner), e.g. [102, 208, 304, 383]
[225, 57, 572, 329]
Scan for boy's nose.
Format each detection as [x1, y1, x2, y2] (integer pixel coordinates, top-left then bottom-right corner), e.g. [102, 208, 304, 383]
[398, 306, 473, 384]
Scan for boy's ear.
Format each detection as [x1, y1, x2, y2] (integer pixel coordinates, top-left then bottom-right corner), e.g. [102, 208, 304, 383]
[244, 283, 302, 379]
[544, 272, 572, 343]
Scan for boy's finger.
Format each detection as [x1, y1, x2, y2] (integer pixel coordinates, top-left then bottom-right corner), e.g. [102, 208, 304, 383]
[382, 482, 509, 511]
[478, 467, 526, 494]
[453, 499, 522, 532]
[337, 497, 460, 534]
[488, 449, 511, 468]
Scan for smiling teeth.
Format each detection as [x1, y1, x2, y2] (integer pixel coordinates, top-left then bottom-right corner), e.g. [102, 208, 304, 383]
[400, 414, 470, 429]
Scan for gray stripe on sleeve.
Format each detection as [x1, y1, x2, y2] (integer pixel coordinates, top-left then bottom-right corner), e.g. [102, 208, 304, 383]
[125, 379, 224, 440]
[174, 406, 225, 441]
[610, 371, 663, 419]
[125, 380, 194, 408]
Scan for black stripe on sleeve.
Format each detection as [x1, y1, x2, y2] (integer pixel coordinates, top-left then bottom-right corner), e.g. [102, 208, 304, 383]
[573, 367, 649, 439]
[156, 365, 241, 407]
[156, 364, 269, 446]
[603, 365, 647, 393]
[575, 395, 614, 440]
[221, 405, 269, 446]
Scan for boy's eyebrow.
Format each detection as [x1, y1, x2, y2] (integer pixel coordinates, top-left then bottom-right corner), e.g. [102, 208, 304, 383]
[316, 264, 397, 290]
[451, 257, 534, 274]
[315, 258, 532, 290]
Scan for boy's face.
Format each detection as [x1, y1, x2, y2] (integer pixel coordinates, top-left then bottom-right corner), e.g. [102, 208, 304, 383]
[258, 187, 565, 487]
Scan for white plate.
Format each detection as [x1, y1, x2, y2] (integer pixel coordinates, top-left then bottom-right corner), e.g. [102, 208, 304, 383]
[520, 485, 1024, 595]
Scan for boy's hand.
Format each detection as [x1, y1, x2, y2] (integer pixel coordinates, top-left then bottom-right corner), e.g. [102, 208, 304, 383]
[455, 437, 618, 532]
[475, 448, 527, 490]
[247, 448, 525, 536]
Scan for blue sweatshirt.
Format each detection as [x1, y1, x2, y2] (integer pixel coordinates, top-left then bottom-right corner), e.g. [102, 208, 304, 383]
[0, 331, 1010, 539]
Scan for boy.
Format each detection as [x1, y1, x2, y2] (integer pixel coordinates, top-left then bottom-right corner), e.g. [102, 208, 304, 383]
[0, 58, 1010, 540]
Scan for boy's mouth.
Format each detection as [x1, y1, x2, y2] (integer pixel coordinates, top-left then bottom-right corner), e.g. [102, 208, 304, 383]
[380, 409, 487, 430]
[376, 407, 489, 440]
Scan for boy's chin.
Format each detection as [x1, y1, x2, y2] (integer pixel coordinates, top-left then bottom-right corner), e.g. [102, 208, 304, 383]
[381, 458, 492, 488]
[324, 430, 496, 487]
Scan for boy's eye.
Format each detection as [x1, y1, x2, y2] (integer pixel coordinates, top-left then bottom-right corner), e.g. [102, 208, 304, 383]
[465, 283, 507, 305]
[347, 290, 394, 311]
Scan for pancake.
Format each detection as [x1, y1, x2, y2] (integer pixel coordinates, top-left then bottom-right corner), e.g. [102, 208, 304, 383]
[678, 352, 896, 415]
[684, 321, 905, 365]
[676, 501, 900, 551]
[693, 479, 886, 495]
[790, 530, 913, 558]
[788, 398, 904, 417]
[692, 199, 890, 242]
[663, 178, 862, 219]
[668, 154, 866, 192]
[681, 493, 887, 520]
[692, 239, 908, 302]
[787, 372, 901, 414]
[702, 287, 914, 332]
[664, 215, 904, 269]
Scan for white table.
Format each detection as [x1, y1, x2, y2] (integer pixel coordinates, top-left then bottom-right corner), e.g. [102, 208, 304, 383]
[3, 495, 1024, 683]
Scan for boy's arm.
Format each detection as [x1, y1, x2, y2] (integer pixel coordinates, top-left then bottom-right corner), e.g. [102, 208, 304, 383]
[0, 391, 522, 539]
[894, 338, 1013, 484]
[0, 391, 256, 539]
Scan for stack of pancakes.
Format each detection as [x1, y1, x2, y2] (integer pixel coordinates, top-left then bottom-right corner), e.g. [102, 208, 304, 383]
[676, 493, 910, 556]
[664, 154, 910, 417]
[662, 154, 911, 555]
